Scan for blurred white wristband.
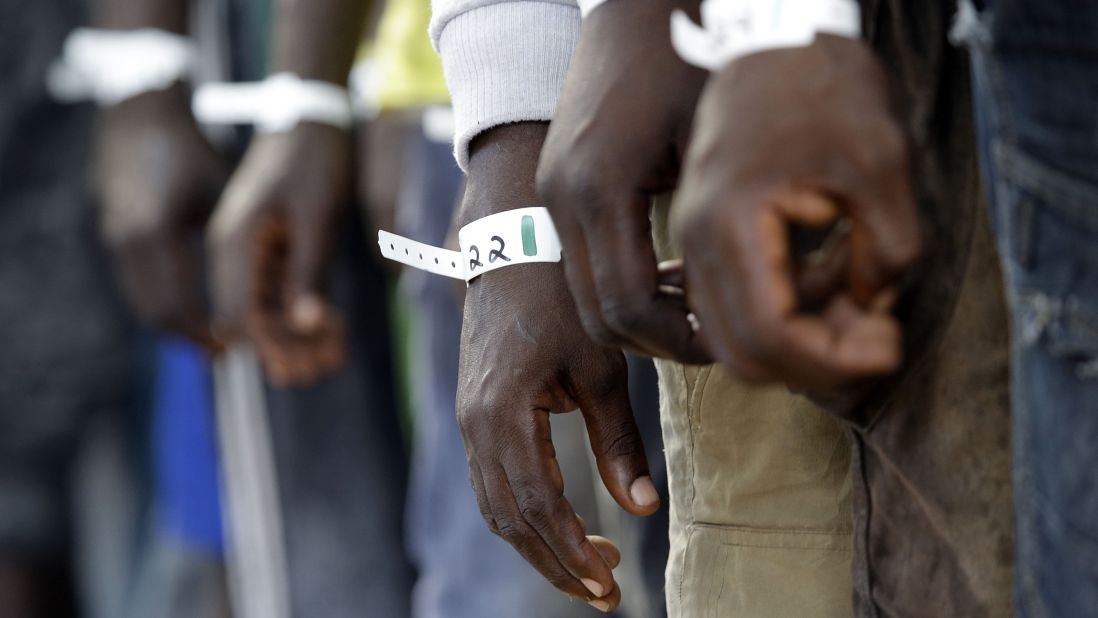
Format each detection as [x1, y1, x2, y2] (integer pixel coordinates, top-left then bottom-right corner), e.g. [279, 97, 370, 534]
[47, 28, 194, 106]
[672, 0, 861, 71]
[577, 0, 612, 17]
[193, 73, 353, 133]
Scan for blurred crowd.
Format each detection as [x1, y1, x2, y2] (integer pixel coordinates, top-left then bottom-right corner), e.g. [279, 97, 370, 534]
[1, 0, 1097, 617]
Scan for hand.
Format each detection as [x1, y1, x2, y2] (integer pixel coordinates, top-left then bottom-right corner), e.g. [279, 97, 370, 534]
[459, 124, 658, 613]
[208, 123, 349, 386]
[671, 35, 922, 389]
[536, 0, 710, 363]
[95, 85, 227, 350]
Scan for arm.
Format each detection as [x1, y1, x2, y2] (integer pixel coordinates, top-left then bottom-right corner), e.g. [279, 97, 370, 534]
[207, 0, 372, 385]
[431, 1, 653, 612]
[92, 0, 227, 350]
[535, 0, 712, 364]
[459, 122, 644, 614]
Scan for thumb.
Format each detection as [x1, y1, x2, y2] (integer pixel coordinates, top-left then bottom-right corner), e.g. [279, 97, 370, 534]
[285, 218, 333, 335]
[846, 170, 922, 306]
[579, 375, 659, 516]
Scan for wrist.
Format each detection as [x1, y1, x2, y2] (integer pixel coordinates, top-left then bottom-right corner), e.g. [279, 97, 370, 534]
[102, 82, 191, 121]
[461, 123, 549, 227]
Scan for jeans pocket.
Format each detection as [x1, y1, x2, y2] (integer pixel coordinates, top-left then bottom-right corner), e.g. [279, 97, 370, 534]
[993, 142, 1098, 375]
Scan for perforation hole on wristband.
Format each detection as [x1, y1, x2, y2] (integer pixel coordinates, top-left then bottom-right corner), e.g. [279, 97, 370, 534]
[384, 234, 464, 276]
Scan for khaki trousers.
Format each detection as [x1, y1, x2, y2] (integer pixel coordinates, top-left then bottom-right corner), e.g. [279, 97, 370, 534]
[652, 198, 854, 617]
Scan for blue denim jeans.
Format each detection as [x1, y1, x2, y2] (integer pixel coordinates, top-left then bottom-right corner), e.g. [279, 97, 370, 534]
[963, 1, 1098, 614]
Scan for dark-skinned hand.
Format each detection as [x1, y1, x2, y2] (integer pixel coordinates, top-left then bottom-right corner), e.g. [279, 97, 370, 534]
[459, 123, 658, 613]
[95, 84, 227, 350]
[536, 0, 710, 364]
[208, 123, 349, 386]
[671, 35, 922, 390]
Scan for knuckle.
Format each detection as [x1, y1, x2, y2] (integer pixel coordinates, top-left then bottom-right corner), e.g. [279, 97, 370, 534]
[538, 159, 603, 209]
[580, 315, 619, 347]
[600, 426, 644, 459]
[736, 327, 783, 368]
[516, 491, 551, 528]
[495, 519, 532, 545]
[534, 160, 563, 203]
[600, 299, 647, 336]
[475, 504, 499, 534]
[455, 406, 479, 434]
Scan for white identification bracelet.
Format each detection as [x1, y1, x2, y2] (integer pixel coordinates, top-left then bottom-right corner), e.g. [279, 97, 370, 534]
[672, 0, 861, 71]
[192, 72, 353, 133]
[378, 207, 563, 282]
[47, 28, 195, 106]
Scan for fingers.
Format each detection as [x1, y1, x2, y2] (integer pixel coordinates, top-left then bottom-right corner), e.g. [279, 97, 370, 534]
[578, 366, 660, 516]
[107, 217, 218, 351]
[540, 157, 709, 363]
[846, 123, 923, 303]
[266, 215, 346, 386]
[460, 397, 622, 609]
[580, 196, 711, 363]
[207, 188, 264, 343]
[587, 535, 622, 570]
[498, 412, 620, 601]
[688, 188, 903, 388]
[480, 461, 613, 602]
[284, 207, 338, 336]
[209, 207, 344, 385]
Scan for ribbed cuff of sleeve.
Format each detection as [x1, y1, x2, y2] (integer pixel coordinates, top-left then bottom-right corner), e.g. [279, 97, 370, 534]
[435, 3, 580, 170]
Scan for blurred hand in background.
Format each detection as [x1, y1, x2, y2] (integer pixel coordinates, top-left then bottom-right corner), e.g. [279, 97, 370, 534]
[208, 123, 350, 386]
[95, 83, 227, 351]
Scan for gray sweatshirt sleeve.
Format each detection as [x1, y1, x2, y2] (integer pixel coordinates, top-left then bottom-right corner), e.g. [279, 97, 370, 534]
[429, 0, 581, 170]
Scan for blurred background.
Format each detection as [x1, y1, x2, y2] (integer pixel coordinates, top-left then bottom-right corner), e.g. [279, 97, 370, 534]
[0, 0, 668, 616]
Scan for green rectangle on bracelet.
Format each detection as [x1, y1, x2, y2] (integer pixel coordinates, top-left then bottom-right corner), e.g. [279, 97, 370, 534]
[521, 215, 537, 256]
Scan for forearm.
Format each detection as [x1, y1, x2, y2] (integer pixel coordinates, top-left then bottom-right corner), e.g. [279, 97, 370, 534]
[270, 0, 372, 85]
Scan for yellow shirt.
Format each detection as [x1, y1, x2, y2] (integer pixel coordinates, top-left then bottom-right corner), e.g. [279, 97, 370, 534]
[369, 0, 450, 110]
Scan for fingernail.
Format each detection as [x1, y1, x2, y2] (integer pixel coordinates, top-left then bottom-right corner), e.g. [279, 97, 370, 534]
[588, 599, 611, 613]
[581, 578, 604, 598]
[291, 295, 323, 332]
[630, 476, 659, 508]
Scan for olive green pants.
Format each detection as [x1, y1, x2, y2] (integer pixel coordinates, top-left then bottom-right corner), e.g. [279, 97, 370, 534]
[652, 198, 853, 617]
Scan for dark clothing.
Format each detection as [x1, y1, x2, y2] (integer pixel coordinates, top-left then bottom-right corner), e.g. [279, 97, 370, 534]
[265, 213, 415, 618]
[0, 0, 133, 560]
[964, 0, 1098, 615]
[840, 1, 1015, 615]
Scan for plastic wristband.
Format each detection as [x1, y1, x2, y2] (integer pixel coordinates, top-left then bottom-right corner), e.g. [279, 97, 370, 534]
[378, 207, 563, 283]
[47, 28, 194, 106]
[192, 73, 353, 133]
[578, 0, 613, 17]
[671, 0, 861, 71]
